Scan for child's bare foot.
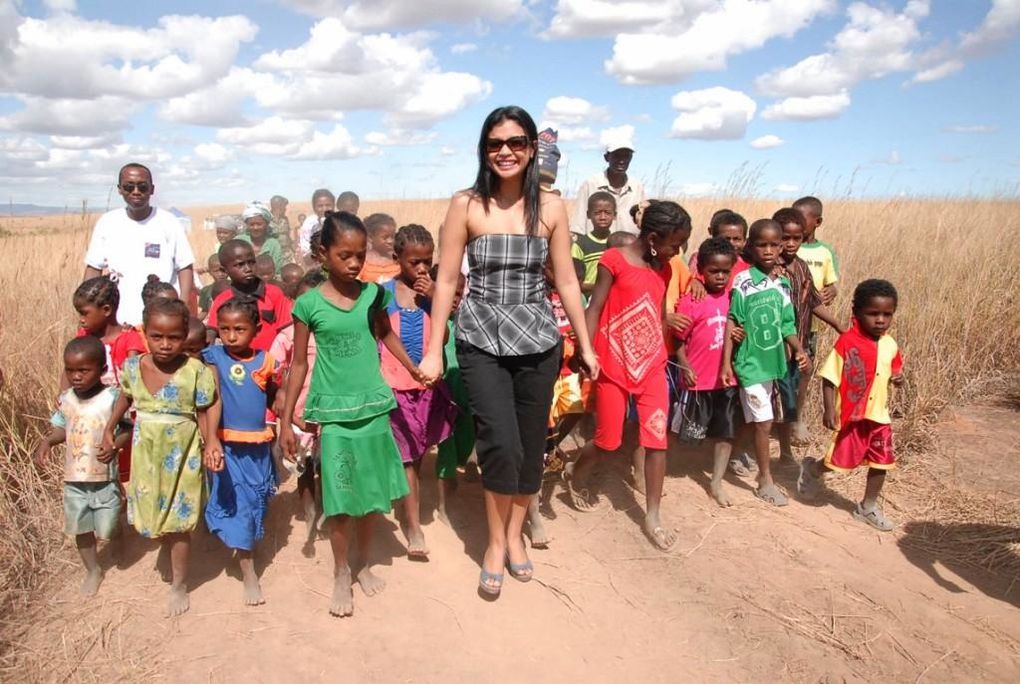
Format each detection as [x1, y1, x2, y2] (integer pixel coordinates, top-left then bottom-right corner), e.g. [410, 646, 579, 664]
[401, 523, 429, 560]
[156, 545, 173, 583]
[80, 568, 104, 597]
[644, 512, 678, 551]
[436, 503, 451, 527]
[791, 421, 811, 446]
[330, 567, 354, 617]
[526, 498, 550, 549]
[779, 451, 797, 465]
[301, 539, 316, 558]
[356, 566, 386, 596]
[710, 482, 732, 508]
[167, 585, 190, 617]
[243, 575, 264, 606]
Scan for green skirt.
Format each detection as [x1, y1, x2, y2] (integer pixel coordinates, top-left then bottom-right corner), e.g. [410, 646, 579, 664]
[319, 413, 410, 518]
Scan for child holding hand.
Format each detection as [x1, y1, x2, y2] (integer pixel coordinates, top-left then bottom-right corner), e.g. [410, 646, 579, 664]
[103, 298, 217, 616]
[721, 219, 810, 507]
[202, 296, 280, 606]
[37, 337, 131, 596]
[279, 212, 419, 618]
[380, 225, 458, 560]
[798, 280, 904, 531]
[567, 201, 691, 551]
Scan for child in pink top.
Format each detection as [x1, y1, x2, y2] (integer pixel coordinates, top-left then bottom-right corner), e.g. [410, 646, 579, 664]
[379, 225, 457, 561]
[566, 201, 691, 552]
[672, 237, 742, 507]
[270, 269, 324, 558]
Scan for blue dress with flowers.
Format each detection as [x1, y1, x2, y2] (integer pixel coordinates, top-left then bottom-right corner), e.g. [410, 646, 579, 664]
[120, 355, 216, 537]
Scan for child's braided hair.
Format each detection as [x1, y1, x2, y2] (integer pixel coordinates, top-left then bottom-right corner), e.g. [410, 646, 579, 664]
[393, 224, 433, 256]
[74, 275, 119, 311]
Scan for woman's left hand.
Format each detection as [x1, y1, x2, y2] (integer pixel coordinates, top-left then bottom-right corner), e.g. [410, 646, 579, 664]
[578, 349, 600, 381]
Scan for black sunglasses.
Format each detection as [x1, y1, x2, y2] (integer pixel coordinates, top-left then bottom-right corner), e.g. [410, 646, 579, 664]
[120, 182, 151, 193]
[485, 136, 530, 153]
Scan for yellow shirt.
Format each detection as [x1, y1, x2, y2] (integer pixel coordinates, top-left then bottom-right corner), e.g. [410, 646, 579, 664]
[819, 327, 902, 425]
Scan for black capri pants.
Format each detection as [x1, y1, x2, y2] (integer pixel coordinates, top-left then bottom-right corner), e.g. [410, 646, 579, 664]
[456, 339, 563, 496]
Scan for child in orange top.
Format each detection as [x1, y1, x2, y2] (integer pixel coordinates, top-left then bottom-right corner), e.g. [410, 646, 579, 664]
[359, 213, 401, 283]
[798, 279, 904, 531]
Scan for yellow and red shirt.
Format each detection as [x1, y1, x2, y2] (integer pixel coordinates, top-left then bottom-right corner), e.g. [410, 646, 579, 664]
[818, 322, 903, 427]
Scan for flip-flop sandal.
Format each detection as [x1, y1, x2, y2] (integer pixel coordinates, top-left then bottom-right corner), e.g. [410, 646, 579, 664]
[478, 568, 504, 596]
[853, 504, 894, 532]
[646, 526, 678, 552]
[797, 457, 820, 499]
[754, 483, 789, 507]
[728, 458, 752, 477]
[505, 557, 534, 583]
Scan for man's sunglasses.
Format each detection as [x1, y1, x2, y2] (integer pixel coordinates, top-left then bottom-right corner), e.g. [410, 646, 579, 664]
[485, 136, 531, 153]
[120, 182, 151, 193]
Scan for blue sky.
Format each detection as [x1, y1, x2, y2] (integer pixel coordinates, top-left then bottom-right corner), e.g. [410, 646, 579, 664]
[1, 0, 1017, 209]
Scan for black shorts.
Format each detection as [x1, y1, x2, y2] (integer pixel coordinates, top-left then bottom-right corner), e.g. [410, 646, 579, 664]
[775, 360, 800, 423]
[670, 387, 741, 443]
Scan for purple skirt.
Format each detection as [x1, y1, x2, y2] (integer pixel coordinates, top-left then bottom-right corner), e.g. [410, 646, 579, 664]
[390, 383, 459, 464]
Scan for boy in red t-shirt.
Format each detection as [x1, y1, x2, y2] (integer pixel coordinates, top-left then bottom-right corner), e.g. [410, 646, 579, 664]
[206, 240, 292, 351]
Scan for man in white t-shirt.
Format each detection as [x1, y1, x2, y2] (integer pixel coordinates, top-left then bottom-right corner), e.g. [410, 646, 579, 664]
[571, 134, 645, 236]
[82, 163, 195, 326]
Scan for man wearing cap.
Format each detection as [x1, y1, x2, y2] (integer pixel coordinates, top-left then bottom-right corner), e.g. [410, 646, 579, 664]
[82, 163, 195, 325]
[571, 136, 645, 236]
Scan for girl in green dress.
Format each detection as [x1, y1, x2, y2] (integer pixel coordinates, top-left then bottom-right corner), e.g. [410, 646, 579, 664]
[103, 298, 217, 617]
[280, 211, 423, 618]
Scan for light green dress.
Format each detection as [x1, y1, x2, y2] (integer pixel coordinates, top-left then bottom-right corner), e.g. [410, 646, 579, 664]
[237, 233, 285, 275]
[292, 284, 409, 517]
[120, 356, 216, 537]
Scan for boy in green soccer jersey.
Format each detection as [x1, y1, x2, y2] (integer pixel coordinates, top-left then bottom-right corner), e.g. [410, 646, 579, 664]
[721, 219, 810, 507]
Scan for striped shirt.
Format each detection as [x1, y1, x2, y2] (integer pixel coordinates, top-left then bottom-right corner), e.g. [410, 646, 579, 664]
[456, 234, 560, 357]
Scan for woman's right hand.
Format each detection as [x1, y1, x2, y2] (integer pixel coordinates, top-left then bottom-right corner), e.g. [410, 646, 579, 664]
[418, 352, 444, 387]
[579, 349, 600, 381]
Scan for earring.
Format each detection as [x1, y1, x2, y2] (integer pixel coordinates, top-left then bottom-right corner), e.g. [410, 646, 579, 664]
[650, 246, 658, 257]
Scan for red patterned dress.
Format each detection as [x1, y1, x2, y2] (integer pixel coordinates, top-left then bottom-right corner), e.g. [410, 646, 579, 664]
[591, 248, 671, 451]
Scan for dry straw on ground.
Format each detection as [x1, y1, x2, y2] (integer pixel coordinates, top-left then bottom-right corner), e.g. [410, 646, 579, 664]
[0, 196, 1018, 672]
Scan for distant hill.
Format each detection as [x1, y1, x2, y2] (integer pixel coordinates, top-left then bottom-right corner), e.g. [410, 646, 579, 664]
[3, 203, 77, 216]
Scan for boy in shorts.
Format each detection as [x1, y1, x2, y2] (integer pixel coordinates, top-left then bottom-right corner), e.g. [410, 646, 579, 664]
[671, 237, 741, 507]
[35, 337, 131, 596]
[571, 191, 615, 294]
[798, 280, 904, 531]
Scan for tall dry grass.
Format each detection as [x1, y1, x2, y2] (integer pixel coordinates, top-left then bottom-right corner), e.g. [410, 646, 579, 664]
[0, 197, 1018, 660]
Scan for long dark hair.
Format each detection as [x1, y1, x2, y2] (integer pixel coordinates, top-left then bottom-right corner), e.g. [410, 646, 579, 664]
[472, 106, 541, 236]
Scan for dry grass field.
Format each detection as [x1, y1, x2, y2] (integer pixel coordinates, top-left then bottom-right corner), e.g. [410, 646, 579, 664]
[1, 197, 1018, 681]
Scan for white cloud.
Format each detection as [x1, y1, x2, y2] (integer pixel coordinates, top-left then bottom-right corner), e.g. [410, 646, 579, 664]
[774, 183, 799, 193]
[440, 146, 457, 156]
[43, 0, 76, 12]
[872, 150, 902, 165]
[194, 143, 233, 167]
[365, 129, 438, 146]
[541, 96, 610, 126]
[910, 0, 1020, 84]
[282, 0, 524, 29]
[292, 124, 364, 160]
[960, 0, 1020, 55]
[756, 1, 929, 99]
[750, 134, 784, 149]
[911, 59, 964, 83]
[450, 43, 478, 54]
[543, 126, 594, 142]
[50, 134, 122, 150]
[602, 0, 835, 84]
[0, 96, 139, 136]
[944, 124, 998, 134]
[669, 87, 756, 140]
[252, 19, 491, 126]
[761, 92, 850, 121]
[544, 0, 676, 39]
[160, 68, 272, 127]
[0, 14, 257, 101]
[216, 117, 317, 156]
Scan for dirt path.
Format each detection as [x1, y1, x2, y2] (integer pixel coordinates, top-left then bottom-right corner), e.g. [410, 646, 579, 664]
[11, 427, 1020, 682]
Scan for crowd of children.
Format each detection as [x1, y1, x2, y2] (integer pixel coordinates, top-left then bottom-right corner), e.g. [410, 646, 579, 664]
[38, 183, 905, 617]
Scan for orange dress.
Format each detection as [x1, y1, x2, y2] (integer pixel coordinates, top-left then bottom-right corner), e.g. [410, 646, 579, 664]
[359, 260, 401, 284]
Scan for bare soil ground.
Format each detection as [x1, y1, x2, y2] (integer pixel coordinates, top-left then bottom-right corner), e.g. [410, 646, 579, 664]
[8, 409, 1020, 683]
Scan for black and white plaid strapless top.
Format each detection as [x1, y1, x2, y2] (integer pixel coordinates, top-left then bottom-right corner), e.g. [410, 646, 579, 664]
[456, 233, 560, 356]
